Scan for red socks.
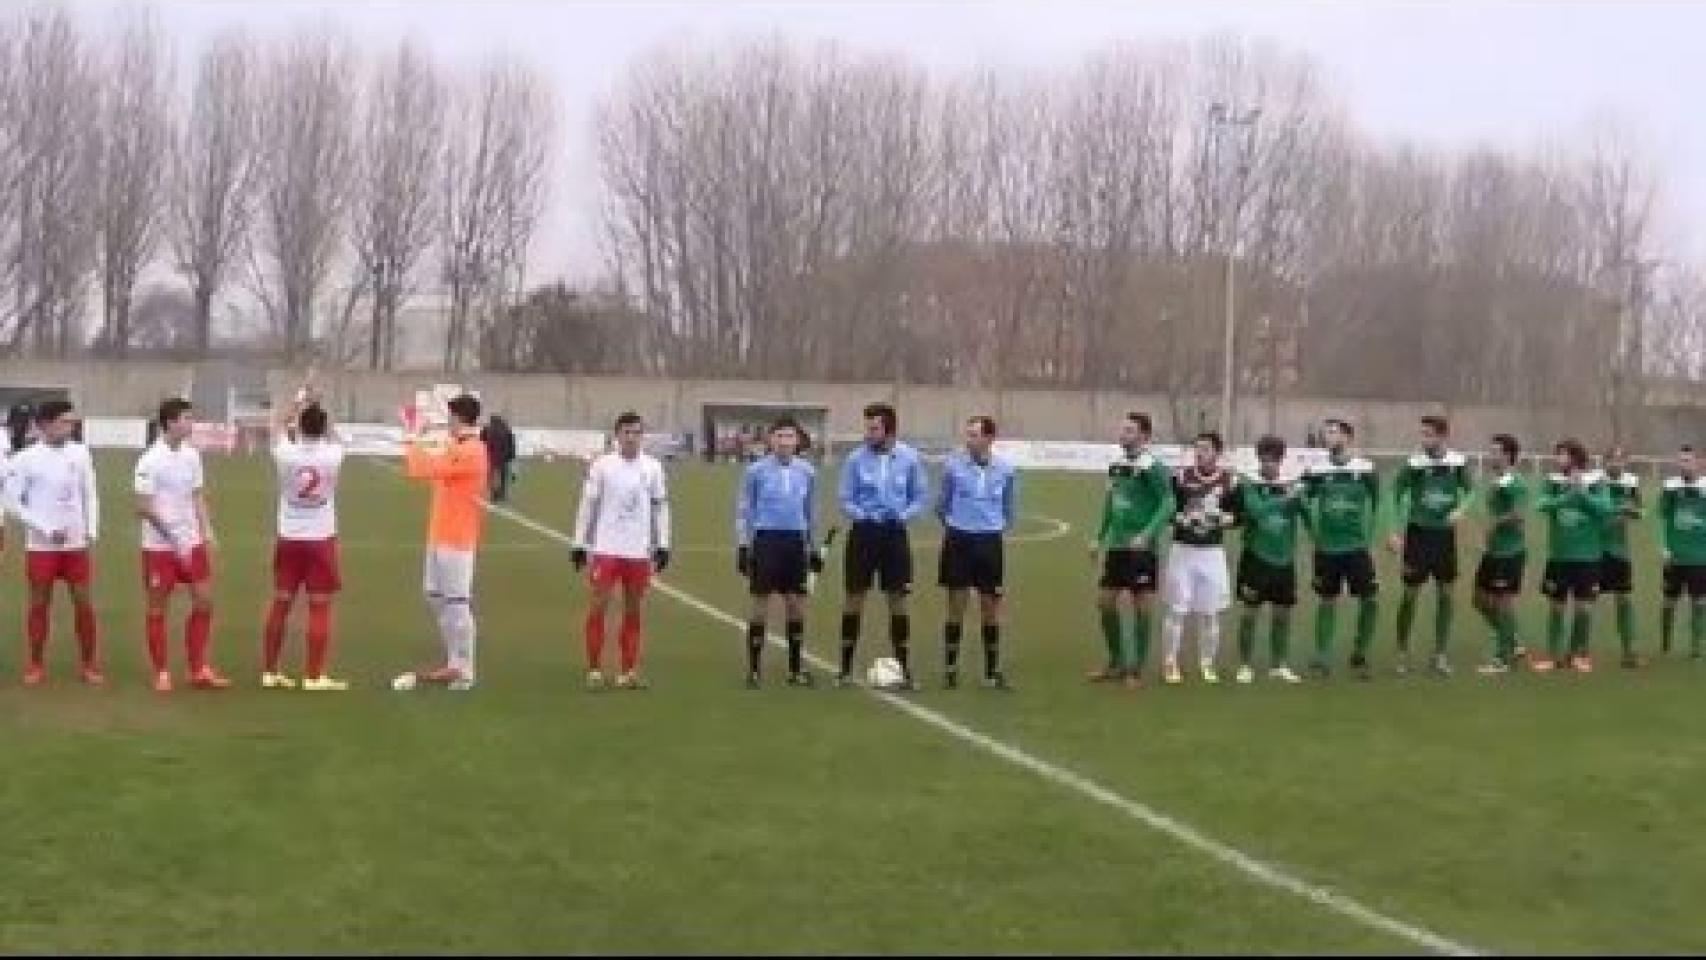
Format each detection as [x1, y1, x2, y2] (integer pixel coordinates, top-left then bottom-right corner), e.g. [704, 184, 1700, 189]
[74, 600, 97, 667]
[186, 608, 211, 674]
[26, 601, 46, 667]
[306, 600, 331, 678]
[585, 608, 606, 670]
[263, 599, 289, 673]
[619, 611, 642, 674]
[146, 611, 168, 672]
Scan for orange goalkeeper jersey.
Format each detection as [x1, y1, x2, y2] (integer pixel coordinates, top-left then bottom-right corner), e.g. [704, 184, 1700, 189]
[405, 432, 489, 550]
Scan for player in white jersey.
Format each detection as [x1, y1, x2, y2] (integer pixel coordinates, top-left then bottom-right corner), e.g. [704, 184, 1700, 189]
[261, 387, 348, 691]
[571, 411, 672, 690]
[134, 398, 230, 692]
[3, 400, 102, 685]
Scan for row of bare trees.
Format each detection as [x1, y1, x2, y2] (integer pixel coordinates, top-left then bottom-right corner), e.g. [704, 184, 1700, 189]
[0, 7, 555, 369]
[597, 35, 1703, 436]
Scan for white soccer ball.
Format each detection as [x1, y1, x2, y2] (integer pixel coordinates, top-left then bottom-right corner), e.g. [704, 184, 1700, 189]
[391, 671, 419, 692]
[866, 657, 907, 690]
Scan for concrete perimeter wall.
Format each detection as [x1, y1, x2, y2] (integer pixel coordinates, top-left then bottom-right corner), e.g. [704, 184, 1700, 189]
[5, 359, 1693, 451]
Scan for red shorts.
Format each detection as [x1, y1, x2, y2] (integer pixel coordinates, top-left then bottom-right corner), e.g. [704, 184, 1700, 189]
[142, 545, 212, 592]
[589, 555, 653, 595]
[27, 550, 91, 587]
[274, 538, 342, 594]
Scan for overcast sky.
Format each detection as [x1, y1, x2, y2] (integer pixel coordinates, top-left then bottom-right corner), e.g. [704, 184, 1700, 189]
[71, 0, 1706, 277]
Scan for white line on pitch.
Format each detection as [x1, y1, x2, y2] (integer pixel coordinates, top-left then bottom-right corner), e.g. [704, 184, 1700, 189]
[479, 499, 1481, 957]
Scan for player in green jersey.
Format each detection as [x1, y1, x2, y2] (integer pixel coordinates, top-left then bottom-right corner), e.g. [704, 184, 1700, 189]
[1658, 445, 1706, 657]
[1230, 435, 1306, 684]
[1300, 418, 1382, 680]
[1534, 439, 1613, 673]
[1089, 412, 1175, 687]
[1598, 446, 1646, 667]
[1472, 434, 1528, 675]
[1388, 416, 1473, 676]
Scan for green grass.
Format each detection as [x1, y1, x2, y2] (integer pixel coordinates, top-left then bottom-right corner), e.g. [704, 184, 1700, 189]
[0, 453, 1701, 953]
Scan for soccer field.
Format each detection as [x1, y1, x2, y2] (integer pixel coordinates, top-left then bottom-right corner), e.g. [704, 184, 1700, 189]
[2, 452, 1703, 954]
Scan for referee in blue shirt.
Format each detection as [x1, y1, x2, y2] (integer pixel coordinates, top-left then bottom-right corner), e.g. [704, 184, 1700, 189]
[838, 402, 929, 688]
[735, 418, 823, 688]
[938, 416, 1018, 689]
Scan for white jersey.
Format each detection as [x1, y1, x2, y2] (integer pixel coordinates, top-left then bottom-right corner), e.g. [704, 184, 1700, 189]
[3, 441, 99, 551]
[133, 440, 205, 551]
[272, 437, 345, 540]
[572, 452, 671, 560]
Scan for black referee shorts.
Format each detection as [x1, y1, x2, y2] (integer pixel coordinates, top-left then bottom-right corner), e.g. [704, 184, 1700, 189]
[938, 529, 1004, 597]
[750, 530, 810, 597]
[846, 521, 913, 595]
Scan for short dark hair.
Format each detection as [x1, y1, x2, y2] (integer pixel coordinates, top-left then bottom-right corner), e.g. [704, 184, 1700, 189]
[1682, 445, 1696, 454]
[1127, 412, 1153, 436]
[446, 394, 481, 427]
[1325, 418, 1355, 439]
[1255, 434, 1286, 460]
[1421, 415, 1449, 436]
[1557, 438, 1589, 469]
[35, 399, 74, 424]
[614, 411, 643, 431]
[967, 415, 997, 438]
[157, 397, 193, 431]
[1194, 430, 1224, 453]
[769, 416, 801, 435]
[298, 403, 329, 439]
[1491, 433, 1520, 461]
[863, 403, 898, 436]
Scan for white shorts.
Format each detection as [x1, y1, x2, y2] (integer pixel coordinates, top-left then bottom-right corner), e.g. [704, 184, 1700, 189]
[1163, 544, 1231, 615]
[422, 547, 477, 602]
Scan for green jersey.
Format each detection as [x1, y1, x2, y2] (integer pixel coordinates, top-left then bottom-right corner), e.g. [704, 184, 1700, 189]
[1537, 472, 1613, 563]
[1394, 450, 1471, 529]
[1600, 470, 1642, 559]
[1659, 476, 1706, 566]
[1233, 477, 1306, 567]
[1301, 455, 1380, 554]
[1482, 469, 1529, 559]
[1097, 449, 1175, 550]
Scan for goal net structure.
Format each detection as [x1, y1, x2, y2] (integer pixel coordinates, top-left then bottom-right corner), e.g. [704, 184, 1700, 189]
[700, 400, 830, 464]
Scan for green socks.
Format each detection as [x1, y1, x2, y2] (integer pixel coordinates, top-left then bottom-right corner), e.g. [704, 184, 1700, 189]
[1547, 607, 1566, 659]
[1315, 603, 1337, 663]
[1662, 601, 1676, 655]
[1271, 610, 1292, 664]
[1238, 609, 1259, 665]
[1616, 595, 1635, 657]
[1129, 610, 1151, 671]
[1693, 601, 1706, 657]
[1435, 591, 1454, 655]
[1354, 597, 1378, 657]
[1571, 609, 1591, 658]
[1099, 608, 1122, 669]
[1396, 589, 1418, 653]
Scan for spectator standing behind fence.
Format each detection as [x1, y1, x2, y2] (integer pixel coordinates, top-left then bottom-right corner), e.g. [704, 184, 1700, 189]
[482, 416, 517, 503]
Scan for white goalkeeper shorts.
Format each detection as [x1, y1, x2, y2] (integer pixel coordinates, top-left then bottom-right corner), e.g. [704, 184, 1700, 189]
[1163, 544, 1231, 615]
[422, 547, 477, 603]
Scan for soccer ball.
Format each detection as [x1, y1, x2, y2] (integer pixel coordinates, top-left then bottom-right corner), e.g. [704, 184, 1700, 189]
[391, 671, 419, 692]
[866, 657, 907, 690]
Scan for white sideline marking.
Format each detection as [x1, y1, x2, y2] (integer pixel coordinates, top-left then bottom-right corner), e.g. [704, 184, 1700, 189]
[481, 499, 1480, 957]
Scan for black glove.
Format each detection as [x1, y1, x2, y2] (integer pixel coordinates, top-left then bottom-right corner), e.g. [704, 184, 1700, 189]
[652, 548, 671, 573]
[571, 547, 588, 572]
[736, 546, 751, 577]
[808, 548, 824, 574]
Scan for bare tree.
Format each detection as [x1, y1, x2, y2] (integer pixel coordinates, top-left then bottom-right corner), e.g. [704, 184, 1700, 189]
[351, 40, 445, 370]
[8, 8, 98, 356]
[255, 29, 355, 362]
[442, 56, 554, 371]
[169, 32, 256, 354]
[93, 12, 170, 357]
